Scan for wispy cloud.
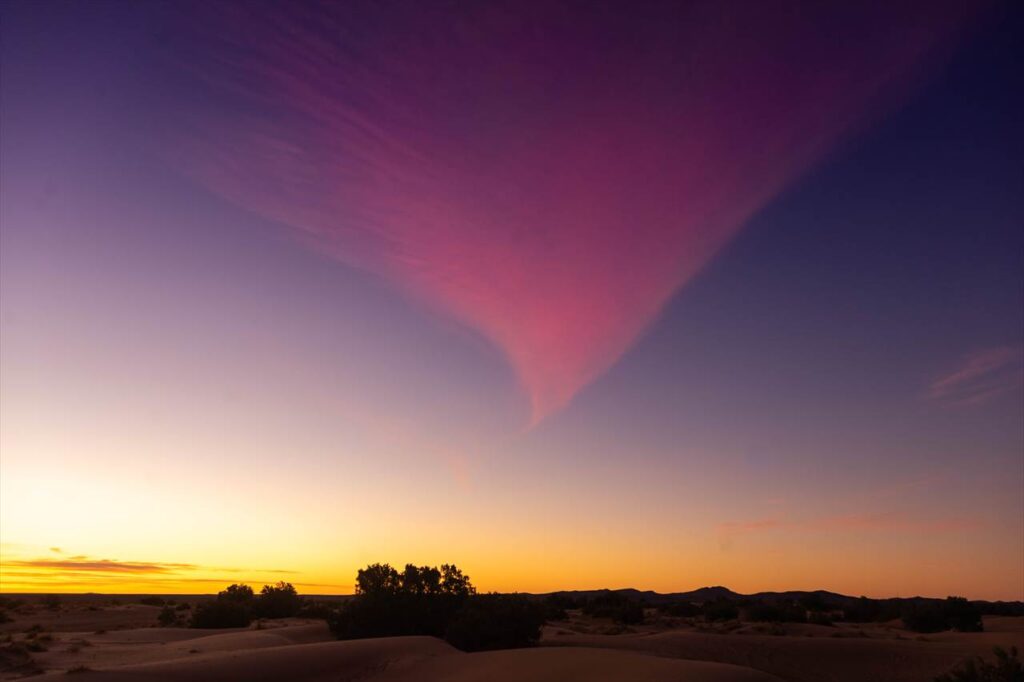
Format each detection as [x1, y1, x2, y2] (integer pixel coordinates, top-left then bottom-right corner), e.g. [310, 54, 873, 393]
[928, 346, 1023, 406]
[171, 2, 976, 425]
[5, 558, 199, 574]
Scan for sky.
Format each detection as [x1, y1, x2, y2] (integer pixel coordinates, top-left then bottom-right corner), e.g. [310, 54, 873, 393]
[0, 1, 1021, 599]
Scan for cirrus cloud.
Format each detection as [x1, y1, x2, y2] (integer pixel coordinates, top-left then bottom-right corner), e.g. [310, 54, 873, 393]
[167, 1, 983, 424]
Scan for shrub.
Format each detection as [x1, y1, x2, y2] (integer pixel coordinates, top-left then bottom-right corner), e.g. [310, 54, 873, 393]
[139, 596, 165, 607]
[744, 600, 806, 623]
[157, 606, 178, 627]
[444, 594, 545, 651]
[662, 600, 701, 618]
[190, 584, 257, 628]
[944, 597, 983, 633]
[702, 599, 739, 622]
[808, 611, 834, 626]
[543, 593, 579, 620]
[190, 600, 251, 628]
[934, 646, 1023, 682]
[582, 591, 645, 624]
[298, 600, 335, 620]
[903, 602, 948, 633]
[902, 597, 984, 634]
[256, 582, 301, 619]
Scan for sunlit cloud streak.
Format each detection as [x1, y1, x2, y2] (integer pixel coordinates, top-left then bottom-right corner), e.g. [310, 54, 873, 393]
[168, 1, 982, 424]
[5, 558, 199, 574]
[928, 346, 1024, 406]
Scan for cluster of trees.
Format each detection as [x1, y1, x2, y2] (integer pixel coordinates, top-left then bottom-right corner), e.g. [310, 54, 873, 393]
[903, 597, 983, 634]
[189, 582, 302, 628]
[326, 563, 545, 651]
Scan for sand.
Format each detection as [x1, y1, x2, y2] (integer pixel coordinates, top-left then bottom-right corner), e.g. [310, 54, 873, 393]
[2, 602, 1021, 681]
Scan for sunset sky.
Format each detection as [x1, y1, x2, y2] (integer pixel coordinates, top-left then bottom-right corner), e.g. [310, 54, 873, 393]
[1, 1, 1021, 600]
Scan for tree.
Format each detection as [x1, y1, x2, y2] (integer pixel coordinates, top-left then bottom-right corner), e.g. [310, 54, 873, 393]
[219, 584, 255, 604]
[355, 564, 401, 596]
[329, 562, 545, 651]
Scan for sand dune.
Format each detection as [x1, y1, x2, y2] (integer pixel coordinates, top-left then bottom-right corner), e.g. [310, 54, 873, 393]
[8, 612, 1024, 681]
[26, 634, 783, 682]
[547, 621, 1024, 682]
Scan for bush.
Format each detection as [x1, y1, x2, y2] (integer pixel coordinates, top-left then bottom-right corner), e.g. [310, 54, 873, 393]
[903, 602, 948, 633]
[139, 596, 165, 607]
[944, 597, 983, 633]
[445, 594, 545, 651]
[702, 599, 739, 622]
[190, 600, 251, 628]
[744, 600, 806, 623]
[157, 606, 179, 627]
[808, 611, 834, 626]
[298, 600, 335, 620]
[903, 597, 984, 634]
[581, 591, 645, 624]
[543, 593, 579, 620]
[934, 646, 1023, 682]
[190, 584, 256, 628]
[256, 582, 301, 619]
[662, 600, 701, 618]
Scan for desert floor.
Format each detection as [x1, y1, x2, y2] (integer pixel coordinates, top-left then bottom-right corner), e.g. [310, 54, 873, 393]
[1, 600, 1021, 681]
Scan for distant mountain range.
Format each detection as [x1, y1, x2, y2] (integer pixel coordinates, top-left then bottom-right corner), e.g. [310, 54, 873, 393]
[528, 586, 1023, 609]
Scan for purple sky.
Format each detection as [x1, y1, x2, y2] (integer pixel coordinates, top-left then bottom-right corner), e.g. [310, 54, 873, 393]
[1, 1, 1021, 597]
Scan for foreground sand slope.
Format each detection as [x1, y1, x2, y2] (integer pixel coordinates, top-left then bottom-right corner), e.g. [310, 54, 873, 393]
[30, 635, 783, 682]
[375, 646, 784, 682]
[549, 624, 1024, 682]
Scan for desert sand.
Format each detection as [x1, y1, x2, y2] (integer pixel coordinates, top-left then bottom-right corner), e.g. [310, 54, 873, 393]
[2, 601, 1021, 681]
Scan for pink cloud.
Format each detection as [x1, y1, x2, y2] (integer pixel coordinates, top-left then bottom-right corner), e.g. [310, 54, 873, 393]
[170, 3, 982, 424]
[929, 346, 1024, 406]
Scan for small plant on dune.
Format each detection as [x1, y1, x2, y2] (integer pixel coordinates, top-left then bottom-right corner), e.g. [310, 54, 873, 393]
[157, 605, 179, 627]
[66, 664, 93, 674]
[934, 646, 1023, 682]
